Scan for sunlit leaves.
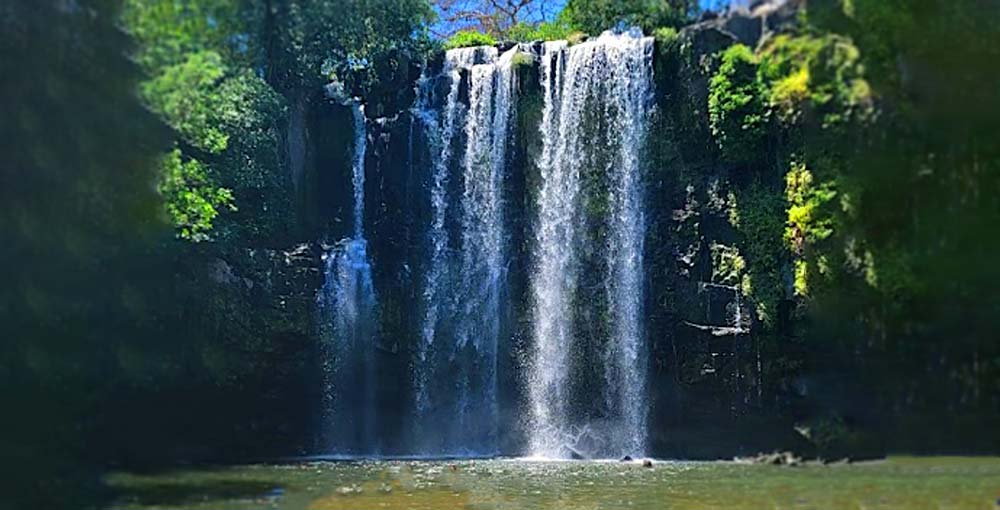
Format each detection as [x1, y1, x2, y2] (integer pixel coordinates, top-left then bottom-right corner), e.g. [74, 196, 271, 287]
[158, 148, 235, 242]
[444, 29, 497, 49]
[142, 51, 230, 153]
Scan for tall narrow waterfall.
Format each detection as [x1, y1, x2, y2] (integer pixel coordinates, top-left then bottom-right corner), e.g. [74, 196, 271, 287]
[412, 45, 520, 455]
[528, 40, 574, 458]
[528, 30, 654, 459]
[317, 100, 378, 455]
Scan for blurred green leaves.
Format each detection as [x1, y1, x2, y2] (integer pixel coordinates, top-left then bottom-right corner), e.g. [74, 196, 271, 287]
[143, 51, 230, 153]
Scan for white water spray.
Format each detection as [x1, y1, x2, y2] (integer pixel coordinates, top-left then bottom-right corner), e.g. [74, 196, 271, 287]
[413, 45, 521, 454]
[527, 30, 654, 459]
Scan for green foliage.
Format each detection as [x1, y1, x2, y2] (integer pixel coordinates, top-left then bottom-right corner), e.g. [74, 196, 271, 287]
[122, 0, 240, 71]
[711, 243, 746, 286]
[278, 0, 435, 94]
[785, 163, 836, 245]
[126, 0, 298, 242]
[708, 44, 769, 164]
[758, 34, 872, 127]
[653, 26, 679, 49]
[560, 0, 694, 34]
[444, 29, 497, 49]
[511, 51, 535, 69]
[784, 162, 837, 296]
[507, 20, 575, 42]
[731, 182, 786, 327]
[142, 51, 230, 153]
[158, 149, 235, 242]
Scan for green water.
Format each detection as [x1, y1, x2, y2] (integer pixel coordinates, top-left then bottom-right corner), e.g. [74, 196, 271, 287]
[107, 457, 1000, 510]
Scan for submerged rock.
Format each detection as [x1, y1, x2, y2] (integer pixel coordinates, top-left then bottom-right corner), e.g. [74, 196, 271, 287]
[335, 484, 363, 496]
[737, 451, 803, 466]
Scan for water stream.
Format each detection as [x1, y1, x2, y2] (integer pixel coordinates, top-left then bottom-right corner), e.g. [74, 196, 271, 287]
[317, 100, 378, 455]
[528, 30, 655, 459]
[412, 45, 520, 455]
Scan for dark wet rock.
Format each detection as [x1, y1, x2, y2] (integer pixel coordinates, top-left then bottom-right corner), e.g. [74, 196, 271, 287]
[681, 21, 737, 61]
[723, 10, 763, 47]
[620, 455, 633, 462]
[753, 0, 803, 36]
[699, 10, 719, 22]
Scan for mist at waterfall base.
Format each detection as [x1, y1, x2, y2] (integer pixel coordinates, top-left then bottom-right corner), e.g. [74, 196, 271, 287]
[315, 31, 655, 460]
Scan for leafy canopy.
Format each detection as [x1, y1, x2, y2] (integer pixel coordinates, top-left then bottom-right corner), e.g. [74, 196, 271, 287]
[561, 0, 695, 34]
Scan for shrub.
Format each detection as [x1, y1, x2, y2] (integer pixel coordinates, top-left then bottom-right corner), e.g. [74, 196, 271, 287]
[708, 44, 769, 164]
[508, 21, 574, 42]
[158, 149, 236, 242]
[444, 30, 497, 50]
[784, 161, 838, 296]
[758, 34, 873, 126]
[733, 182, 786, 326]
[560, 0, 694, 35]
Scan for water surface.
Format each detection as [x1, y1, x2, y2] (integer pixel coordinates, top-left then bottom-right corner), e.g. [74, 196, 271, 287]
[107, 457, 1000, 510]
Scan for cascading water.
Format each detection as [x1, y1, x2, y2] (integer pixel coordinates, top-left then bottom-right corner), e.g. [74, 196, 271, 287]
[316, 31, 653, 459]
[528, 40, 574, 458]
[527, 30, 654, 459]
[603, 30, 654, 457]
[317, 100, 378, 455]
[412, 45, 520, 455]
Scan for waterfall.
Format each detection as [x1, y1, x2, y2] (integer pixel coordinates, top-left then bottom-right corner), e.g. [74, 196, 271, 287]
[315, 31, 652, 458]
[603, 30, 653, 457]
[413, 55, 463, 421]
[317, 100, 378, 455]
[527, 30, 654, 459]
[528, 40, 573, 458]
[412, 45, 519, 455]
[350, 104, 367, 238]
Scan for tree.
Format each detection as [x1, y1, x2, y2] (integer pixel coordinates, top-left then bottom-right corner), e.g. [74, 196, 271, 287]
[560, 0, 696, 34]
[0, 0, 169, 506]
[433, 0, 556, 37]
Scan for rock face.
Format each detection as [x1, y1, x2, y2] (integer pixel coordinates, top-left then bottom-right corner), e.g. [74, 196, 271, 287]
[681, 0, 799, 52]
[641, 1, 811, 459]
[204, 243, 324, 343]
